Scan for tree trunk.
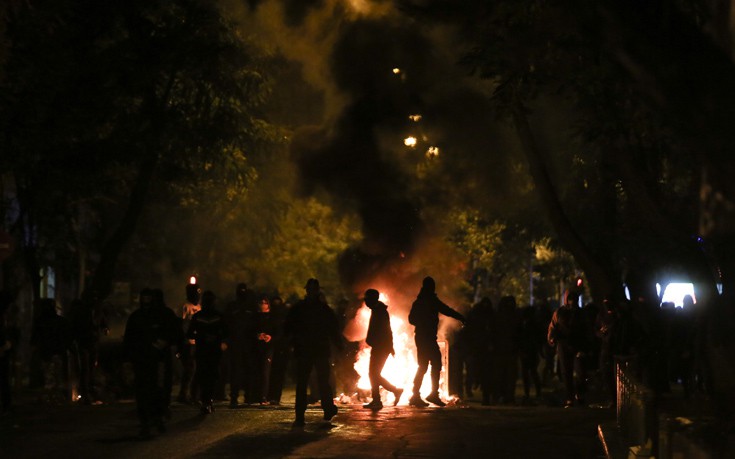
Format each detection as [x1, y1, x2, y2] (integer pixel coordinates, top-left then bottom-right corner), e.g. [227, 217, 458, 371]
[510, 98, 619, 303]
[82, 156, 157, 302]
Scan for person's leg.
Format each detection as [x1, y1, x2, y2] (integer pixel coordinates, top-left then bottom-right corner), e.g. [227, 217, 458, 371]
[293, 356, 311, 424]
[412, 342, 429, 397]
[315, 356, 337, 419]
[428, 342, 442, 395]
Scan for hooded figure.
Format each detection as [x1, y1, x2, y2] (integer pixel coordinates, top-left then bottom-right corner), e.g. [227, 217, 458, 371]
[187, 291, 228, 415]
[283, 278, 342, 428]
[408, 277, 465, 407]
[363, 289, 403, 410]
[124, 288, 182, 438]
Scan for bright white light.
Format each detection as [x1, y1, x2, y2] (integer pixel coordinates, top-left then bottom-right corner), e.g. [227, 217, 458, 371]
[189, 276, 197, 284]
[404, 136, 417, 147]
[392, 68, 401, 75]
[658, 283, 696, 307]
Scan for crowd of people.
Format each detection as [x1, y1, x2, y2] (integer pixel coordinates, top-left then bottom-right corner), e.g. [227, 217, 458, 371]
[0, 275, 708, 437]
[451, 287, 705, 411]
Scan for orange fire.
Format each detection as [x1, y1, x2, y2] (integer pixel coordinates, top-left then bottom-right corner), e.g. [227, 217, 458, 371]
[350, 292, 449, 405]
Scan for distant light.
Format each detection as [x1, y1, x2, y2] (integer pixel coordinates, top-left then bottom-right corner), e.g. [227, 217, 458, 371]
[657, 283, 696, 307]
[392, 68, 401, 74]
[404, 136, 417, 147]
[426, 146, 439, 158]
[409, 114, 422, 122]
[189, 276, 197, 284]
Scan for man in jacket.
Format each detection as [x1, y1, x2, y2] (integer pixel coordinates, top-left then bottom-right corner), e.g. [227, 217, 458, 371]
[408, 276, 465, 407]
[363, 289, 403, 410]
[284, 279, 342, 428]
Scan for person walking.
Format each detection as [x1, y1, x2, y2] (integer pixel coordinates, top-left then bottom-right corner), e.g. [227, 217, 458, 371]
[283, 279, 342, 428]
[408, 276, 465, 407]
[124, 288, 182, 438]
[187, 291, 228, 415]
[362, 289, 403, 410]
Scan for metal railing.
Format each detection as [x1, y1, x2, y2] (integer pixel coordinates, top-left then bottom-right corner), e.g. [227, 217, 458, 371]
[616, 356, 658, 457]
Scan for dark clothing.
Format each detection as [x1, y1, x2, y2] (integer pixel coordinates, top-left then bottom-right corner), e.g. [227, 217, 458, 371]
[284, 294, 341, 421]
[366, 302, 393, 353]
[224, 299, 256, 403]
[409, 290, 465, 396]
[31, 313, 71, 361]
[253, 311, 277, 403]
[548, 305, 588, 404]
[70, 300, 108, 403]
[409, 291, 465, 343]
[284, 296, 342, 359]
[0, 320, 12, 412]
[464, 300, 494, 403]
[124, 304, 183, 428]
[366, 301, 399, 401]
[187, 308, 227, 406]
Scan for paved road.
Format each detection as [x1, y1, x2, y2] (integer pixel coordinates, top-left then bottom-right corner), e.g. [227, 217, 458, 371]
[1, 394, 613, 458]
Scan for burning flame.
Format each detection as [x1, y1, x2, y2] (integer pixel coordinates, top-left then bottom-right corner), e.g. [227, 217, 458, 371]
[350, 291, 450, 405]
[404, 136, 417, 147]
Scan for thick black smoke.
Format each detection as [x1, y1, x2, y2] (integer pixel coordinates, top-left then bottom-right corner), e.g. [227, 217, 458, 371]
[291, 19, 438, 286]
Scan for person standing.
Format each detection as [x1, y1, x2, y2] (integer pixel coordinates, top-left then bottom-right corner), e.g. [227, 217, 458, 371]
[284, 279, 341, 428]
[267, 296, 290, 405]
[253, 297, 276, 405]
[31, 299, 72, 403]
[362, 289, 403, 410]
[187, 291, 228, 415]
[0, 292, 13, 415]
[547, 289, 588, 407]
[177, 281, 201, 404]
[224, 283, 257, 407]
[408, 276, 466, 407]
[124, 288, 182, 438]
[69, 293, 109, 404]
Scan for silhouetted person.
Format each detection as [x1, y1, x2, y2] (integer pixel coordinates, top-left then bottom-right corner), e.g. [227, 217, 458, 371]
[362, 289, 403, 410]
[253, 297, 276, 404]
[31, 298, 72, 402]
[534, 298, 555, 385]
[124, 288, 182, 438]
[465, 297, 494, 404]
[187, 291, 228, 415]
[177, 281, 201, 404]
[595, 297, 622, 406]
[492, 295, 520, 404]
[69, 292, 109, 404]
[333, 298, 359, 397]
[547, 289, 588, 407]
[267, 296, 290, 405]
[408, 276, 466, 407]
[150, 288, 183, 416]
[224, 282, 257, 407]
[0, 292, 13, 415]
[284, 278, 341, 428]
[518, 305, 542, 402]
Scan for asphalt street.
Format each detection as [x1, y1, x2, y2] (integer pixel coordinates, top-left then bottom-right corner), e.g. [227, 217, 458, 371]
[1, 391, 613, 458]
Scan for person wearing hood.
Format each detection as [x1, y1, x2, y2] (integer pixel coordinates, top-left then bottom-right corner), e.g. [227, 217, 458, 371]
[124, 288, 182, 438]
[283, 278, 342, 428]
[363, 289, 403, 410]
[408, 276, 466, 407]
[187, 291, 228, 415]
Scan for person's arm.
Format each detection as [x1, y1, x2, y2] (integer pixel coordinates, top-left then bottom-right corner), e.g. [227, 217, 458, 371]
[437, 300, 466, 324]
